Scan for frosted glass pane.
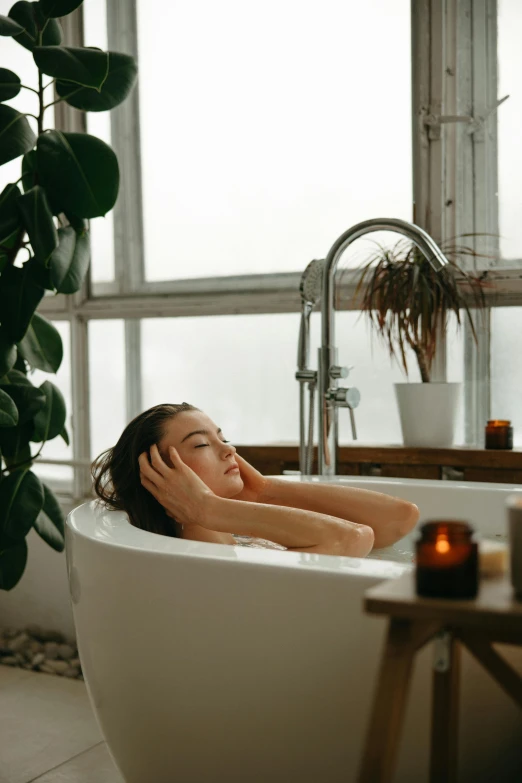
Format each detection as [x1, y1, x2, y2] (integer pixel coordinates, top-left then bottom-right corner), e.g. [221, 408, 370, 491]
[141, 309, 463, 448]
[83, 0, 115, 283]
[89, 321, 126, 458]
[138, 0, 412, 281]
[491, 308, 522, 446]
[498, 0, 522, 259]
[30, 321, 73, 483]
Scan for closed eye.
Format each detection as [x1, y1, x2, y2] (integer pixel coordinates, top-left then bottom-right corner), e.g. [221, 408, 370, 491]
[195, 440, 231, 448]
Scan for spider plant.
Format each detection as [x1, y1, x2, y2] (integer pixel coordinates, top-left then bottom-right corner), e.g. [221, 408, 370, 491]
[352, 237, 494, 383]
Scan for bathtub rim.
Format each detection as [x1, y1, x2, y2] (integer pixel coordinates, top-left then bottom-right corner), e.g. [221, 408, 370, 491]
[66, 499, 413, 581]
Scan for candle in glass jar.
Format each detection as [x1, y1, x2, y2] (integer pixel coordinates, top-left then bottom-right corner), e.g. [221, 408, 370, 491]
[485, 420, 513, 450]
[415, 521, 478, 599]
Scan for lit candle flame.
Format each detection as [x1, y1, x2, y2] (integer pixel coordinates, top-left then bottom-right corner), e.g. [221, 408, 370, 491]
[435, 534, 450, 554]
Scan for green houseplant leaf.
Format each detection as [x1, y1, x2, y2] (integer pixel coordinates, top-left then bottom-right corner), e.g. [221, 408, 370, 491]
[0, 104, 37, 166]
[0, 327, 17, 377]
[39, 0, 83, 18]
[56, 51, 138, 111]
[17, 185, 59, 264]
[18, 312, 63, 373]
[8, 1, 62, 51]
[33, 45, 109, 89]
[0, 380, 46, 424]
[31, 379, 66, 442]
[0, 468, 44, 540]
[0, 182, 22, 242]
[0, 535, 27, 590]
[49, 224, 90, 293]
[0, 263, 45, 343]
[0, 387, 19, 427]
[21, 149, 37, 192]
[0, 14, 24, 36]
[33, 482, 64, 551]
[0, 423, 33, 466]
[0, 68, 21, 101]
[37, 130, 119, 218]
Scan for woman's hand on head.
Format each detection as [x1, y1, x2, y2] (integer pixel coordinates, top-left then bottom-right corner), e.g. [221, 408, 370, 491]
[229, 453, 269, 503]
[139, 444, 215, 527]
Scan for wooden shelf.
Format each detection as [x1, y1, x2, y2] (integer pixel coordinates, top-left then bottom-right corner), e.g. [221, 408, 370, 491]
[235, 444, 522, 484]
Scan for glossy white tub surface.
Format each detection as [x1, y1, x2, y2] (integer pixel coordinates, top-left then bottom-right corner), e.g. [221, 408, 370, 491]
[65, 476, 522, 783]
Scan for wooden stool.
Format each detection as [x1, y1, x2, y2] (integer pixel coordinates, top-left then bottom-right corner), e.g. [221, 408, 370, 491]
[358, 572, 522, 783]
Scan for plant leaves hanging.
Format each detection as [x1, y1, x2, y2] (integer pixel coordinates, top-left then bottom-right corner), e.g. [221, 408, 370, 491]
[31, 380, 66, 442]
[0, 327, 17, 377]
[0, 468, 44, 540]
[0, 381, 46, 424]
[0, 105, 37, 166]
[49, 224, 90, 293]
[0, 68, 21, 101]
[8, 1, 62, 51]
[0, 264, 45, 343]
[0, 388, 19, 427]
[33, 482, 65, 552]
[39, 0, 83, 18]
[0, 14, 24, 36]
[0, 536, 27, 590]
[18, 312, 63, 373]
[0, 182, 22, 242]
[17, 185, 59, 264]
[37, 130, 119, 218]
[33, 45, 109, 90]
[56, 51, 138, 111]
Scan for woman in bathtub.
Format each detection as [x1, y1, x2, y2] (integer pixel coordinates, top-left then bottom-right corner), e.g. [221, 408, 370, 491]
[92, 402, 420, 556]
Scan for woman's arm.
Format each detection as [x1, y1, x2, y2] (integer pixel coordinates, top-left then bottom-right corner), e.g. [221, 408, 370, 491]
[139, 446, 374, 557]
[256, 478, 419, 549]
[201, 494, 375, 556]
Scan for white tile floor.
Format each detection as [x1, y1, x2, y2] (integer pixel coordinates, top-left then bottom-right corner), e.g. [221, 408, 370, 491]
[0, 664, 124, 783]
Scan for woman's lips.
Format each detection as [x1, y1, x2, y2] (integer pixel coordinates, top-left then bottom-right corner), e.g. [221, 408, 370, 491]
[225, 465, 240, 474]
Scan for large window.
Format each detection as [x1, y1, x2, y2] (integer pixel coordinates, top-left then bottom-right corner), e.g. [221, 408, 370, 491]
[26, 0, 521, 497]
[497, 0, 522, 261]
[137, 0, 412, 281]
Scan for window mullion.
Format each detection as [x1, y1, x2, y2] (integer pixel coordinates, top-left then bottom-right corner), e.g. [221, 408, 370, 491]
[106, 0, 145, 294]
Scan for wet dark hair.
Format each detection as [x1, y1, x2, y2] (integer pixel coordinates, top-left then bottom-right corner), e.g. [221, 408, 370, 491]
[91, 402, 200, 537]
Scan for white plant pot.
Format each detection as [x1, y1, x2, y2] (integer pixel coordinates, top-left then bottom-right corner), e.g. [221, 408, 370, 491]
[394, 382, 461, 447]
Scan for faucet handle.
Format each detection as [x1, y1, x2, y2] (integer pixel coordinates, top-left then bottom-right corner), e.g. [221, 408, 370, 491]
[329, 386, 361, 409]
[329, 365, 350, 380]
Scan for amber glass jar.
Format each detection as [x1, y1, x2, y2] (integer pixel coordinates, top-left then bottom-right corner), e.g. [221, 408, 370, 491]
[485, 420, 513, 450]
[415, 520, 478, 599]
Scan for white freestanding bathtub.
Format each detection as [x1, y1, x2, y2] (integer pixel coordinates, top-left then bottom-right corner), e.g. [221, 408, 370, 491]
[65, 476, 522, 783]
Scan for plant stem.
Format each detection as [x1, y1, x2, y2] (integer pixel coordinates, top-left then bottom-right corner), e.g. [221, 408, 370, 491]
[37, 29, 44, 136]
[20, 84, 39, 95]
[44, 85, 83, 110]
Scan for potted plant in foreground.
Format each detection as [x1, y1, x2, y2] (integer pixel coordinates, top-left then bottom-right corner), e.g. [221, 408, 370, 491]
[352, 238, 492, 447]
[0, 0, 137, 591]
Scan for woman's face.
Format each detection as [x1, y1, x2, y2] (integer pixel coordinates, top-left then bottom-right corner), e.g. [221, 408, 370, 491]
[158, 410, 244, 498]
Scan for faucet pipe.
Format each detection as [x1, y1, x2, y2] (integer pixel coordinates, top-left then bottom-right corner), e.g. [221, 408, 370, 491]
[318, 218, 449, 476]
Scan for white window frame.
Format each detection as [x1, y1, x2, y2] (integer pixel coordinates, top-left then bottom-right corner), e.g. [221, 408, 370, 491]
[38, 0, 521, 499]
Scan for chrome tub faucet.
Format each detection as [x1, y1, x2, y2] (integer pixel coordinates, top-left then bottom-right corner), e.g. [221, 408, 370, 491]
[297, 217, 449, 476]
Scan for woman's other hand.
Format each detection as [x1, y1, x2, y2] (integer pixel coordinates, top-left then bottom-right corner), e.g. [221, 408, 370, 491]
[139, 444, 215, 527]
[229, 453, 269, 503]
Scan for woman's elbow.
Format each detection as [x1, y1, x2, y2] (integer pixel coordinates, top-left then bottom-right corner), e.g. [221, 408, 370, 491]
[339, 523, 375, 557]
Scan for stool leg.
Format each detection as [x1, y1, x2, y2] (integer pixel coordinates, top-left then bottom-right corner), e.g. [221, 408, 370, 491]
[358, 618, 427, 783]
[430, 633, 460, 783]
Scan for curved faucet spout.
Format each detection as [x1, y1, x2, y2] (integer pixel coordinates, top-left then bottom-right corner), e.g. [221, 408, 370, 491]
[317, 217, 449, 475]
[322, 218, 449, 347]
